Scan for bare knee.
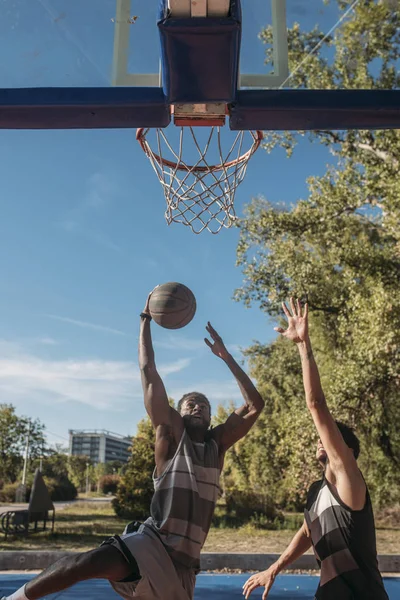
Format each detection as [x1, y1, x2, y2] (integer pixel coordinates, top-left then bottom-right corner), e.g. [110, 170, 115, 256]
[73, 546, 131, 581]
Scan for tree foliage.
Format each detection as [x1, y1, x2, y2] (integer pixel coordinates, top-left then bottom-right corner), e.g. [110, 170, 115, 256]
[233, 0, 400, 507]
[0, 404, 46, 484]
[67, 455, 93, 491]
[31, 451, 78, 500]
[113, 417, 155, 520]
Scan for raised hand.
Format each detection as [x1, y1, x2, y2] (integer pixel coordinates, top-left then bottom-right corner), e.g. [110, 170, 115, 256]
[274, 297, 309, 344]
[242, 565, 278, 599]
[142, 285, 159, 315]
[204, 322, 229, 360]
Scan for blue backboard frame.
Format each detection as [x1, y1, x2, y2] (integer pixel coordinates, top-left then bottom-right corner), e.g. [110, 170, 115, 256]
[1, 0, 400, 131]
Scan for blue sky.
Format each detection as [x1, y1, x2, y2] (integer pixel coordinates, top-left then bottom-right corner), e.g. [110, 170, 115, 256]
[0, 1, 344, 448]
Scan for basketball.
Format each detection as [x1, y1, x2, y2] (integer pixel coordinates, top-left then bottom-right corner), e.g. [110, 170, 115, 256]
[148, 282, 197, 329]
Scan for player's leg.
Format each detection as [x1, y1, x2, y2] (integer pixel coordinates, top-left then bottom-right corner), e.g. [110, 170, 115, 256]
[3, 545, 133, 600]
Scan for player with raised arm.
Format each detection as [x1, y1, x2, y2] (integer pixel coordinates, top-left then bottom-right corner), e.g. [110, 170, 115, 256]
[243, 298, 388, 600]
[2, 290, 264, 600]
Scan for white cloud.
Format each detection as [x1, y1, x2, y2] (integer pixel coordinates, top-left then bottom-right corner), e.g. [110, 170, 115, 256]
[158, 358, 191, 377]
[0, 340, 191, 411]
[36, 337, 59, 346]
[45, 314, 127, 336]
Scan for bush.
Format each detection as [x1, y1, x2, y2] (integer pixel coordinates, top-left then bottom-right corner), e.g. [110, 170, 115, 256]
[0, 482, 31, 503]
[0, 483, 18, 502]
[113, 478, 154, 521]
[375, 505, 400, 529]
[221, 490, 284, 529]
[98, 474, 121, 495]
[43, 477, 77, 501]
[113, 418, 155, 520]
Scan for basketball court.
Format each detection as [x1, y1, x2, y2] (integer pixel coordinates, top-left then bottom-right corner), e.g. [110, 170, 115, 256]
[1, 573, 399, 600]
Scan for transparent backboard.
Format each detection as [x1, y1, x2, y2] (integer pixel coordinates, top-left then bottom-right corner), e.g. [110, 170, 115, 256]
[1, 0, 396, 92]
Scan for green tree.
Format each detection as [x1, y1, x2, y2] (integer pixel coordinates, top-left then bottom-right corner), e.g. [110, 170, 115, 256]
[94, 461, 124, 493]
[67, 455, 92, 491]
[31, 450, 78, 500]
[234, 0, 400, 507]
[0, 404, 46, 484]
[113, 417, 155, 520]
[212, 401, 290, 523]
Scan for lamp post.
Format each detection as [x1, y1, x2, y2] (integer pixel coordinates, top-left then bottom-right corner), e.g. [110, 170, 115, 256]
[86, 463, 90, 495]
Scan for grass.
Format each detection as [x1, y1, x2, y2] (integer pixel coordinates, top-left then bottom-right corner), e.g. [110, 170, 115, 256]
[77, 492, 111, 499]
[0, 502, 399, 554]
[0, 503, 126, 551]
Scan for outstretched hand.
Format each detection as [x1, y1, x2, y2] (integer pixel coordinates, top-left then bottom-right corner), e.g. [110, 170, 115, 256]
[143, 286, 159, 315]
[274, 297, 309, 344]
[204, 322, 230, 360]
[242, 566, 278, 599]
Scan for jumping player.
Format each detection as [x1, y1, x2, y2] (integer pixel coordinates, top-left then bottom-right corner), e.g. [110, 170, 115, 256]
[2, 291, 264, 600]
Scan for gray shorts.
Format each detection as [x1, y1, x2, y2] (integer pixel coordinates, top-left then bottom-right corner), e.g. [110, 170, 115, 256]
[104, 524, 196, 600]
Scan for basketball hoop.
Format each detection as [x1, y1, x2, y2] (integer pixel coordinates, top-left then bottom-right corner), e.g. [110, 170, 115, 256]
[137, 126, 263, 234]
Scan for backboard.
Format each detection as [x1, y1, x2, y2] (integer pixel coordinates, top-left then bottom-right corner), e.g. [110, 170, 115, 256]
[1, 0, 399, 131]
[1, 0, 399, 234]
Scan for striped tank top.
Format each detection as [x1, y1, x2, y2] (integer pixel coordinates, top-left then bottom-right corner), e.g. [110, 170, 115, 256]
[304, 476, 389, 600]
[145, 429, 221, 569]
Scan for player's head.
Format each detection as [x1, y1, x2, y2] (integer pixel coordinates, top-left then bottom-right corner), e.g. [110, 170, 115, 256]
[178, 392, 211, 431]
[316, 421, 360, 464]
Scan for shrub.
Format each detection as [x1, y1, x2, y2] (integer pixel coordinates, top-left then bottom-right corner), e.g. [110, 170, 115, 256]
[43, 477, 77, 501]
[98, 474, 121, 495]
[222, 489, 284, 529]
[113, 418, 155, 520]
[0, 482, 31, 503]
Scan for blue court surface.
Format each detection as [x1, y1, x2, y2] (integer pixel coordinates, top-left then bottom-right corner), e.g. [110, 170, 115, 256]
[1, 573, 399, 599]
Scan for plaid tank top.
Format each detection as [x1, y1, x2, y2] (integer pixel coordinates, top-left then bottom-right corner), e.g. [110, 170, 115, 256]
[304, 476, 388, 600]
[145, 429, 221, 569]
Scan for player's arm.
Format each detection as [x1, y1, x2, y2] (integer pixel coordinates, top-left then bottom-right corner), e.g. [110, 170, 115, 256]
[204, 323, 264, 452]
[276, 298, 365, 509]
[139, 294, 183, 439]
[242, 520, 312, 599]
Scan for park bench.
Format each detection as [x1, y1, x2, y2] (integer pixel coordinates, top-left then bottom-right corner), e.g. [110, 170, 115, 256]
[0, 469, 55, 540]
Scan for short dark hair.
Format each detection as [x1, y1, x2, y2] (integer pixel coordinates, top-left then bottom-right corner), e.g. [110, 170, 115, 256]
[335, 421, 360, 459]
[178, 392, 211, 415]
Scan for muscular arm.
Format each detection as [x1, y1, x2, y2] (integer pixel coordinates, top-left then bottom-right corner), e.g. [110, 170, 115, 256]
[139, 316, 183, 439]
[297, 336, 365, 510]
[274, 521, 313, 571]
[214, 353, 264, 451]
[243, 521, 312, 599]
[277, 299, 366, 511]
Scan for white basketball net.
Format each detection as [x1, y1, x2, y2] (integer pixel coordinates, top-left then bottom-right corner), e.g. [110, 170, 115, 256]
[137, 127, 262, 234]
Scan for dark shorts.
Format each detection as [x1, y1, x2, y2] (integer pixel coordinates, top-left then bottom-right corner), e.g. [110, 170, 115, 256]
[103, 524, 195, 600]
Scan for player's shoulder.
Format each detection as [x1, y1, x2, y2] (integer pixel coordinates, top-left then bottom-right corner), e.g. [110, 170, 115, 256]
[306, 478, 324, 506]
